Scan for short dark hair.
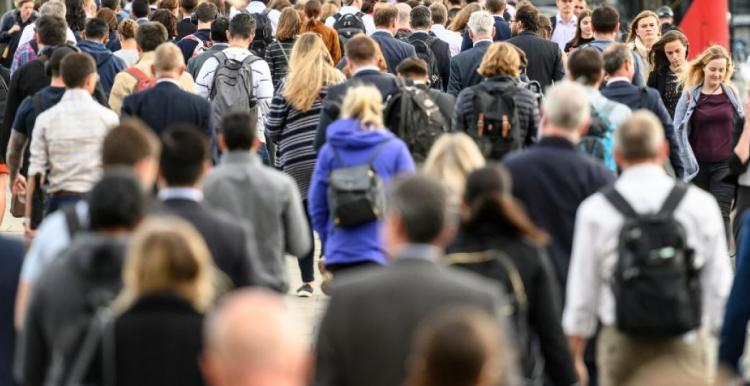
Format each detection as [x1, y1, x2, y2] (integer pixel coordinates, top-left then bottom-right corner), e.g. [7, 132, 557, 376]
[101, 0, 119, 10]
[591, 5, 619, 34]
[84, 17, 109, 39]
[515, 4, 538, 33]
[409, 6, 430, 29]
[47, 45, 77, 77]
[220, 112, 257, 151]
[568, 47, 604, 86]
[89, 170, 145, 231]
[180, 0, 198, 12]
[36, 15, 67, 46]
[229, 13, 256, 39]
[150, 9, 177, 38]
[345, 34, 377, 64]
[132, 0, 150, 18]
[388, 175, 448, 243]
[103, 119, 161, 167]
[603, 43, 632, 76]
[485, 0, 504, 14]
[396, 57, 428, 77]
[195, 1, 218, 23]
[136, 21, 168, 52]
[61, 53, 96, 88]
[160, 126, 209, 186]
[210, 17, 230, 43]
[373, 4, 398, 28]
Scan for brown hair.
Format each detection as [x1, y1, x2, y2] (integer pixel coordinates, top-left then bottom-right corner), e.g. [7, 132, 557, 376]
[679, 44, 734, 89]
[276, 6, 300, 41]
[102, 118, 161, 167]
[304, 0, 322, 28]
[118, 19, 138, 39]
[96, 8, 118, 31]
[158, 0, 178, 12]
[649, 30, 689, 72]
[568, 9, 591, 48]
[447, 2, 480, 32]
[150, 9, 177, 38]
[268, 0, 291, 11]
[478, 42, 521, 78]
[373, 3, 397, 28]
[61, 53, 97, 88]
[345, 34, 377, 64]
[320, 2, 338, 21]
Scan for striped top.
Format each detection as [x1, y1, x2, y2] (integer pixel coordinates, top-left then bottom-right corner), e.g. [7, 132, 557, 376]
[266, 84, 330, 197]
[264, 38, 296, 91]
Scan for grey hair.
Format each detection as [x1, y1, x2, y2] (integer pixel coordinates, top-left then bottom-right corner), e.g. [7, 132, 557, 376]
[467, 10, 494, 35]
[603, 43, 632, 76]
[615, 111, 665, 161]
[396, 3, 411, 25]
[40, 0, 67, 18]
[542, 81, 591, 131]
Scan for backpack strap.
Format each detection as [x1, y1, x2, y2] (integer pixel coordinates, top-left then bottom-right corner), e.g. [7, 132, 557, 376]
[261, 7, 271, 16]
[333, 12, 342, 21]
[367, 139, 392, 166]
[639, 86, 648, 109]
[658, 183, 688, 216]
[602, 186, 639, 219]
[63, 204, 81, 239]
[125, 66, 151, 84]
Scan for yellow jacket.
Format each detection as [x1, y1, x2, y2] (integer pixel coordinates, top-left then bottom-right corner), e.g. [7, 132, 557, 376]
[108, 51, 197, 114]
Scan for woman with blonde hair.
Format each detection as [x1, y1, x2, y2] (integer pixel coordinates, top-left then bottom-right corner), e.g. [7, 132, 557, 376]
[447, 2, 481, 33]
[266, 32, 345, 296]
[301, 0, 341, 64]
[114, 19, 139, 66]
[265, 7, 301, 89]
[674, 45, 745, 239]
[626, 10, 660, 79]
[308, 84, 415, 277]
[111, 216, 216, 386]
[452, 42, 540, 160]
[320, 2, 339, 22]
[423, 132, 485, 201]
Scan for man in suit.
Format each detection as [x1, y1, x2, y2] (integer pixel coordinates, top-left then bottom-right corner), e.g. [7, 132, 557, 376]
[314, 35, 401, 150]
[122, 42, 214, 142]
[313, 174, 507, 386]
[447, 10, 494, 96]
[459, 0, 510, 52]
[397, 57, 455, 122]
[370, 4, 416, 75]
[506, 3, 564, 90]
[601, 43, 684, 177]
[158, 126, 257, 289]
[406, 6, 450, 92]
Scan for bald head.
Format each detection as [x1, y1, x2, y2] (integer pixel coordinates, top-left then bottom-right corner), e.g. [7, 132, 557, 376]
[202, 290, 310, 386]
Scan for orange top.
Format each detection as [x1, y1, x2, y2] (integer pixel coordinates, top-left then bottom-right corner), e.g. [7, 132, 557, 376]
[301, 20, 342, 65]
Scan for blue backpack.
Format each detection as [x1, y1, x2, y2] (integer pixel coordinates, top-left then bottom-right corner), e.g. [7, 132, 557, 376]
[578, 100, 617, 170]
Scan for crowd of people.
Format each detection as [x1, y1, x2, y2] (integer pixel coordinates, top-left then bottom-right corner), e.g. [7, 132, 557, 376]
[0, 0, 747, 385]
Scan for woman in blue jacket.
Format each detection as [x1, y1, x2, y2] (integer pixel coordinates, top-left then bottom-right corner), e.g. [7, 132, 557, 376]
[308, 84, 415, 275]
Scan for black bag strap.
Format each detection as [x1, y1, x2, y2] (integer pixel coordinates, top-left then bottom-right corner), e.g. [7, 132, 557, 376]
[639, 86, 648, 109]
[63, 204, 81, 239]
[602, 186, 639, 219]
[658, 183, 688, 216]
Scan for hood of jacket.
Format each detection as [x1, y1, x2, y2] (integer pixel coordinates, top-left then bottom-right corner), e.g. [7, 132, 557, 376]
[326, 118, 398, 151]
[66, 233, 128, 281]
[77, 40, 116, 67]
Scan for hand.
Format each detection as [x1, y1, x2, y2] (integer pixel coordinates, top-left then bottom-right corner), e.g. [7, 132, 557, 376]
[23, 219, 35, 239]
[8, 24, 20, 34]
[573, 357, 589, 386]
[12, 175, 26, 196]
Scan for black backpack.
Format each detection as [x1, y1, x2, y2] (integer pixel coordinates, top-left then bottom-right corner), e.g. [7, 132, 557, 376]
[333, 12, 366, 50]
[578, 101, 616, 163]
[406, 35, 442, 90]
[246, 9, 273, 58]
[603, 183, 702, 336]
[470, 82, 523, 160]
[384, 79, 449, 162]
[327, 140, 390, 228]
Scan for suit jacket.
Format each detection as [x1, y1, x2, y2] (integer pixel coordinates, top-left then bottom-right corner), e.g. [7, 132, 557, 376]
[159, 198, 255, 288]
[409, 31, 451, 92]
[0, 236, 22, 386]
[506, 31, 564, 90]
[601, 80, 684, 176]
[460, 15, 511, 51]
[447, 40, 490, 96]
[314, 69, 400, 150]
[121, 80, 213, 138]
[313, 247, 505, 386]
[370, 30, 416, 75]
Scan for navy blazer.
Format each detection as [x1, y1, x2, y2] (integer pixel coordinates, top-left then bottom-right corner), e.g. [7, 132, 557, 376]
[447, 40, 491, 96]
[506, 31, 564, 90]
[460, 16, 511, 52]
[314, 69, 400, 150]
[0, 236, 22, 386]
[409, 31, 451, 92]
[602, 80, 684, 176]
[121, 81, 214, 138]
[371, 30, 417, 75]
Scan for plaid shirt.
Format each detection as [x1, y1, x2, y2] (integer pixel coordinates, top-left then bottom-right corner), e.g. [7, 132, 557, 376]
[10, 40, 37, 75]
[28, 89, 119, 193]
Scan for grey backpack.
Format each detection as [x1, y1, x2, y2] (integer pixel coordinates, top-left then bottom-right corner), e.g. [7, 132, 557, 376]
[209, 51, 261, 127]
[327, 140, 391, 228]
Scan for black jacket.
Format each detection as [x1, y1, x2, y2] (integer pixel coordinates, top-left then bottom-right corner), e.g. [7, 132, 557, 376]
[408, 31, 450, 92]
[111, 292, 205, 386]
[447, 230, 577, 386]
[121, 81, 213, 137]
[313, 253, 505, 386]
[0, 236, 22, 386]
[506, 31, 565, 90]
[647, 66, 682, 117]
[370, 30, 416, 75]
[502, 137, 615, 288]
[159, 198, 256, 288]
[447, 40, 490, 96]
[176, 17, 197, 41]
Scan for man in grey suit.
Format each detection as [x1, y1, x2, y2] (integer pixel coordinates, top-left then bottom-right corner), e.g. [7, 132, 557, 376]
[313, 174, 509, 386]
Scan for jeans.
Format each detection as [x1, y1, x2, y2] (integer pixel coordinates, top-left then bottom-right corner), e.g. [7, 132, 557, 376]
[693, 160, 736, 242]
[258, 143, 270, 166]
[298, 199, 315, 283]
[45, 195, 82, 217]
[735, 185, 750, 243]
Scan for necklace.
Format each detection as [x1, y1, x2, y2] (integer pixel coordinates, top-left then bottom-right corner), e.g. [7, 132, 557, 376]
[699, 84, 722, 104]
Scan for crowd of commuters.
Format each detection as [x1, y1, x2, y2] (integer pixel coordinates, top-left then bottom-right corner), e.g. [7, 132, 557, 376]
[0, 0, 748, 386]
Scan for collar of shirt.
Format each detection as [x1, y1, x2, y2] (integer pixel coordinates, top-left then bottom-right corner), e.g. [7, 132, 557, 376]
[353, 65, 381, 75]
[431, 24, 446, 31]
[136, 17, 148, 22]
[474, 38, 493, 46]
[156, 78, 181, 87]
[222, 150, 260, 165]
[394, 243, 443, 262]
[158, 187, 204, 202]
[374, 28, 393, 36]
[619, 163, 667, 184]
[555, 12, 577, 25]
[607, 76, 631, 85]
[61, 88, 94, 103]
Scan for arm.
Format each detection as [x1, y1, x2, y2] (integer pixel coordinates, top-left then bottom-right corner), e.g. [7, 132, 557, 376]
[265, 93, 287, 144]
[1, 69, 22, 157]
[6, 129, 27, 185]
[314, 95, 339, 151]
[652, 93, 684, 177]
[526, 93, 540, 146]
[283, 179, 312, 258]
[451, 89, 471, 133]
[552, 46, 565, 82]
[195, 57, 217, 99]
[460, 30, 471, 52]
[253, 60, 274, 139]
[308, 149, 331, 243]
[330, 31, 341, 65]
[108, 72, 133, 115]
[672, 90, 690, 132]
[447, 58, 461, 97]
[720, 213, 750, 373]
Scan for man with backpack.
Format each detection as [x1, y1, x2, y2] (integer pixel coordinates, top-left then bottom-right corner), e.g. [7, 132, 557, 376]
[406, 6, 449, 92]
[77, 18, 127, 98]
[175, 1, 217, 64]
[195, 13, 273, 162]
[563, 111, 732, 386]
[109, 22, 197, 114]
[325, 0, 374, 41]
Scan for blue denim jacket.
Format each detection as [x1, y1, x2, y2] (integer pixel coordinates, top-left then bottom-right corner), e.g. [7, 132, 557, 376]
[672, 82, 745, 181]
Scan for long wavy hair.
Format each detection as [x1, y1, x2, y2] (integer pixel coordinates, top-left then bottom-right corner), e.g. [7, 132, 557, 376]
[626, 10, 659, 44]
[283, 32, 344, 111]
[447, 2, 480, 32]
[423, 133, 486, 199]
[568, 10, 591, 48]
[649, 30, 689, 73]
[679, 44, 734, 90]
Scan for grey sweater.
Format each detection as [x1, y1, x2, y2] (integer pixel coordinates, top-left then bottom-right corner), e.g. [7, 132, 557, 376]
[203, 151, 311, 293]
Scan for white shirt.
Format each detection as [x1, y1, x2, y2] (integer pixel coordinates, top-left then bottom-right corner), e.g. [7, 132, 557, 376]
[324, 6, 376, 36]
[234, 1, 281, 35]
[563, 164, 733, 338]
[550, 12, 577, 51]
[18, 22, 77, 48]
[195, 46, 273, 142]
[430, 24, 462, 57]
